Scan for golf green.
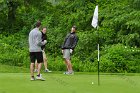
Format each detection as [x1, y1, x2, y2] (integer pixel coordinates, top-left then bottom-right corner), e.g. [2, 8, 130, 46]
[0, 73, 140, 93]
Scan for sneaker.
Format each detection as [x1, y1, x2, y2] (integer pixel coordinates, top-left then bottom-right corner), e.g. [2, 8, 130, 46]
[70, 71, 74, 75]
[63, 71, 69, 74]
[30, 77, 36, 81]
[63, 71, 74, 75]
[36, 74, 45, 81]
[45, 69, 52, 73]
[68, 71, 74, 75]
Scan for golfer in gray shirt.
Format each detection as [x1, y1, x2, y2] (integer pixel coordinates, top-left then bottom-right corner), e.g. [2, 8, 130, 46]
[29, 21, 46, 81]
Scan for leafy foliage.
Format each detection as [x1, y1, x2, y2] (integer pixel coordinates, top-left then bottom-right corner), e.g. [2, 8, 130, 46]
[100, 44, 140, 73]
[0, 0, 140, 72]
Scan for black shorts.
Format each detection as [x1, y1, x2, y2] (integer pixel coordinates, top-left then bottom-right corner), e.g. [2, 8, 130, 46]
[30, 52, 43, 63]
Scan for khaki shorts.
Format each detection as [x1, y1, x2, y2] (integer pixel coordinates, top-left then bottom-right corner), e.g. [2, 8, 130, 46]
[42, 50, 47, 59]
[63, 49, 70, 59]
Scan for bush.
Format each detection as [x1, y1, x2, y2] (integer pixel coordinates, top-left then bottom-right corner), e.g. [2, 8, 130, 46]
[100, 44, 140, 73]
[0, 33, 29, 67]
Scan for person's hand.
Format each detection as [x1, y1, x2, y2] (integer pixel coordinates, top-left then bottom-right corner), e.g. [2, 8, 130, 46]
[62, 50, 64, 54]
[70, 49, 73, 54]
[44, 40, 47, 44]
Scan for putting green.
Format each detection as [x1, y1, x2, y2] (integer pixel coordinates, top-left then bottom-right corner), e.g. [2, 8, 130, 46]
[0, 73, 140, 93]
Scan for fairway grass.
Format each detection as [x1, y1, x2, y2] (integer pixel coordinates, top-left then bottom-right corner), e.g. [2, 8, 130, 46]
[0, 73, 140, 93]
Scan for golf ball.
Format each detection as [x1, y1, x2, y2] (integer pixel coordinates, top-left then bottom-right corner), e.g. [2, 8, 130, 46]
[92, 82, 94, 84]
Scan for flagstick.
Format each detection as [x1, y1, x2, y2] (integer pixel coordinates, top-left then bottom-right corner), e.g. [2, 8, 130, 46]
[91, 5, 100, 86]
[97, 26, 100, 86]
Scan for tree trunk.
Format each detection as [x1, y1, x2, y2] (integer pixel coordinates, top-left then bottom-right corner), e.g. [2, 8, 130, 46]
[7, 0, 18, 32]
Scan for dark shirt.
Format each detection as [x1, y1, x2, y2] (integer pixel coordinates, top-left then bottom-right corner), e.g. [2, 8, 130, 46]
[62, 32, 78, 50]
[41, 32, 47, 50]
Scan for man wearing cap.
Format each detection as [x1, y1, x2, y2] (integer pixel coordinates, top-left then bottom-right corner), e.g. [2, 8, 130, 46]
[61, 26, 79, 75]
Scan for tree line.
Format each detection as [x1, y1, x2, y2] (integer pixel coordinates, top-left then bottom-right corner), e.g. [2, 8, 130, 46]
[0, 0, 140, 72]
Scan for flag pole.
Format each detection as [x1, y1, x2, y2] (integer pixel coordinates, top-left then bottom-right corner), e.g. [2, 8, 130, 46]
[97, 26, 100, 86]
[91, 5, 100, 86]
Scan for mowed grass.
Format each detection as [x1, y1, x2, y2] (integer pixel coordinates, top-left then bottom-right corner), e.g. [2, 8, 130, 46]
[0, 72, 140, 93]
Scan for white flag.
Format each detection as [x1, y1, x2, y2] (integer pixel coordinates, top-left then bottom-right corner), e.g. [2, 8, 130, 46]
[91, 5, 98, 28]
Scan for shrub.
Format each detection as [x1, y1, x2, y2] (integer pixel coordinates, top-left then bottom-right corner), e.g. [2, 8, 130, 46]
[100, 44, 140, 73]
